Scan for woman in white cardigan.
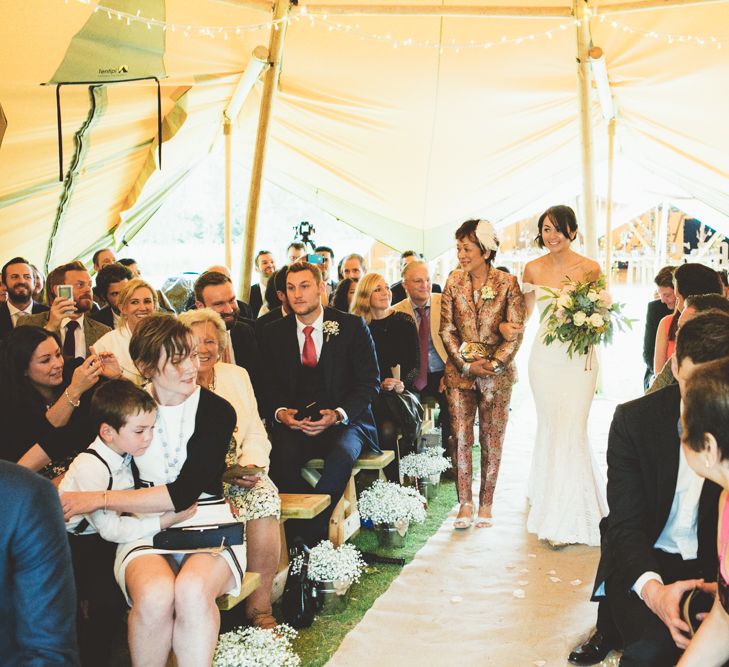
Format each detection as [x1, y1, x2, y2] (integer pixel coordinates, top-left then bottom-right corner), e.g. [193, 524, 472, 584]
[92, 278, 158, 386]
[178, 308, 281, 629]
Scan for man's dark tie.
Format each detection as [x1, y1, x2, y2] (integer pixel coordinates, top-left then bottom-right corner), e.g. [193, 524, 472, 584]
[414, 307, 429, 391]
[63, 320, 79, 359]
[302, 325, 317, 368]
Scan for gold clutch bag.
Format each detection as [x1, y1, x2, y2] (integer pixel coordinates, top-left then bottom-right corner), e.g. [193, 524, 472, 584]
[459, 342, 489, 363]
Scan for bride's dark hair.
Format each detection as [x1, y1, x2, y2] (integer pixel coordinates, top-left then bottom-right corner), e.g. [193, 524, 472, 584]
[535, 205, 578, 248]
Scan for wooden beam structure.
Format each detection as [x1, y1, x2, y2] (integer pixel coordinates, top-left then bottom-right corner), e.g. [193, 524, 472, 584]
[210, 0, 274, 12]
[599, 0, 729, 15]
[239, 0, 291, 299]
[298, 0, 727, 17]
[299, 3, 573, 17]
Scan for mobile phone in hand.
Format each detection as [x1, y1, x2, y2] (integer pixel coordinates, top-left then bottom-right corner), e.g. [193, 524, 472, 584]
[295, 401, 322, 421]
[223, 464, 265, 482]
[57, 285, 73, 301]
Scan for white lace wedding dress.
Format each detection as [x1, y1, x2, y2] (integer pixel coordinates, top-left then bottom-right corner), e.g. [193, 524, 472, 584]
[525, 284, 607, 546]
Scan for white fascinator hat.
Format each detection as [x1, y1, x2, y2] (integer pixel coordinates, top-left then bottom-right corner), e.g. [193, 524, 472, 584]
[475, 219, 499, 253]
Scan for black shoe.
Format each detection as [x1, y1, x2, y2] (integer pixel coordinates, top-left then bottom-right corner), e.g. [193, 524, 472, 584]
[568, 630, 614, 666]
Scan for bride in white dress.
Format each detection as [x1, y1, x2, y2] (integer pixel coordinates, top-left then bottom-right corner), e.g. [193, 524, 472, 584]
[521, 205, 608, 547]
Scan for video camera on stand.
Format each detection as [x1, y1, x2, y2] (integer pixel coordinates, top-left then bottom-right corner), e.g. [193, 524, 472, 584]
[293, 221, 323, 264]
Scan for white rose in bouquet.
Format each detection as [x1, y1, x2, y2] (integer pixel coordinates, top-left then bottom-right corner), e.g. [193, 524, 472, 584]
[587, 290, 599, 302]
[572, 311, 587, 327]
[557, 292, 573, 309]
[588, 313, 604, 328]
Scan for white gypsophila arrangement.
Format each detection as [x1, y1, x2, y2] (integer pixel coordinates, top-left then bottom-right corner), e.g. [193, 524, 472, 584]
[400, 452, 452, 479]
[213, 625, 300, 667]
[358, 479, 427, 525]
[290, 540, 365, 585]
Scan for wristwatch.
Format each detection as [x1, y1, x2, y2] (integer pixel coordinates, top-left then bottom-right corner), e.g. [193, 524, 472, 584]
[491, 359, 505, 374]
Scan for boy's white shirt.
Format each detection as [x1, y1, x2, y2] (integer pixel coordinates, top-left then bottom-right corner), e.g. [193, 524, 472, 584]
[59, 436, 161, 542]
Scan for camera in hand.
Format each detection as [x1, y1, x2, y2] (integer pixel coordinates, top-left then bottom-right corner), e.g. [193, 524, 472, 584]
[294, 401, 322, 422]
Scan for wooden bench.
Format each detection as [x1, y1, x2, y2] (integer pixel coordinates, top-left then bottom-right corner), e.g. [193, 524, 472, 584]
[216, 492, 331, 610]
[216, 571, 261, 611]
[273, 493, 331, 600]
[302, 451, 395, 546]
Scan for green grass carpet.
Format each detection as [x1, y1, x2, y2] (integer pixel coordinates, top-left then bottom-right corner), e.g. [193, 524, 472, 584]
[290, 477, 458, 667]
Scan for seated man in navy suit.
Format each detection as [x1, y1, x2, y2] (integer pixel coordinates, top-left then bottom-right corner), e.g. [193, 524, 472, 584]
[262, 261, 380, 545]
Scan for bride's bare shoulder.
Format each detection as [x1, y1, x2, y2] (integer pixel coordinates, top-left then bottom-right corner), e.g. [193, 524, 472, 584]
[576, 255, 602, 281]
[523, 255, 548, 281]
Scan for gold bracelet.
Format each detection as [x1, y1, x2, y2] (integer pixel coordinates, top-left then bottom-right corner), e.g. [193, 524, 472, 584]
[64, 388, 81, 408]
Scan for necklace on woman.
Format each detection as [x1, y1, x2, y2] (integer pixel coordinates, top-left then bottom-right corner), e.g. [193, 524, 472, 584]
[155, 398, 189, 483]
[208, 369, 216, 392]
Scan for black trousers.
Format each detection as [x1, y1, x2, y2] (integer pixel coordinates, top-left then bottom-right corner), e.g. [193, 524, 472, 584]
[68, 533, 125, 666]
[269, 424, 363, 546]
[599, 549, 710, 667]
[416, 371, 451, 454]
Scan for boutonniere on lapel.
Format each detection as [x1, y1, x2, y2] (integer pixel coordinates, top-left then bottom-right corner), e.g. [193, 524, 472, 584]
[323, 320, 340, 342]
[480, 286, 496, 301]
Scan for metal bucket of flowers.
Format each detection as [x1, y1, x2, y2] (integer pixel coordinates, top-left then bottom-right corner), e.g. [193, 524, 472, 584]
[358, 479, 427, 548]
[290, 540, 365, 615]
[400, 448, 452, 501]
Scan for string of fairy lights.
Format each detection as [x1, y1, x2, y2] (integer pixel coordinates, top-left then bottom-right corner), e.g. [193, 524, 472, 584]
[62, 0, 729, 49]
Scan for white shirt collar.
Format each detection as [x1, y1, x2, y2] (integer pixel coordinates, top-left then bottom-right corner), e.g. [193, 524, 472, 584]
[60, 313, 85, 329]
[90, 436, 132, 473]
[296, 307, 324, 334]
[7, 300, 32, 317]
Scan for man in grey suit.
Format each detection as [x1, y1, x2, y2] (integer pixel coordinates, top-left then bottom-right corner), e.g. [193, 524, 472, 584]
[392, 260, 450, 458]
[21, 260, 110, 361]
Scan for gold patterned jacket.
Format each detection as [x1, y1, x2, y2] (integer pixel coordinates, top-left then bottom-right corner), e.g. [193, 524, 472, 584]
[439, 267, 526, 390]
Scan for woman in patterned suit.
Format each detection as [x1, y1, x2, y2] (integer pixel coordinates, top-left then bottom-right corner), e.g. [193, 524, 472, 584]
[440, 219, 526, 529]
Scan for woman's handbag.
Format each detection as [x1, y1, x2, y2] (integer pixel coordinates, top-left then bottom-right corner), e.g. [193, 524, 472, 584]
[379, 389, 424, 455]
[152, 523, 244, 550]
[281, 541, 321, 628]
[152, 496, 244, 551]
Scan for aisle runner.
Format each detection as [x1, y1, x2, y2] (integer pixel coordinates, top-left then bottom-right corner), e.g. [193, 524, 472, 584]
[328, 392, 620, 667]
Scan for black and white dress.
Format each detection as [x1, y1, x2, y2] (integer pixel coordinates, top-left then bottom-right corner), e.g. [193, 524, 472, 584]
[114, 386, 244, 604]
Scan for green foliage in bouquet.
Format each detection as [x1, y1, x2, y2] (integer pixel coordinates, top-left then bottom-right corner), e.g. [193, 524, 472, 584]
[539, 276, 634, 358]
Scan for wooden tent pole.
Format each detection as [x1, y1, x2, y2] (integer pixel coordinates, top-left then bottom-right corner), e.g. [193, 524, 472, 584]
[605, 118, 616, 287]
[225, 122, 233, 268]
[655, 202, 670, 271]
[574, 0, 598, 259]
[223, 47, 270, 273]
[239, 0, 290, 299]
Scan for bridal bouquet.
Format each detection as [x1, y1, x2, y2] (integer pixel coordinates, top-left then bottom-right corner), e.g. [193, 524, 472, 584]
[539, 276, 632, 359]
[214, 625, 300, 667]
